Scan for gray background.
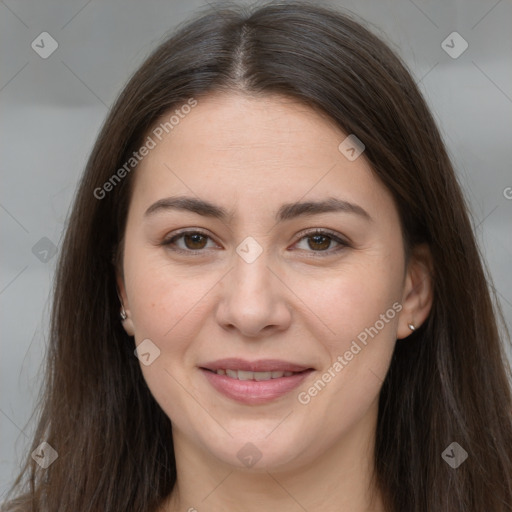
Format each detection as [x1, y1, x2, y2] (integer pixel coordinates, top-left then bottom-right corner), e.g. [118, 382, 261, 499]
[1, 0, 511, 499]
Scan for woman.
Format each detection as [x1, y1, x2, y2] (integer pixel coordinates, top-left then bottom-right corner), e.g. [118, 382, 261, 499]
[4, 2, 512, 511]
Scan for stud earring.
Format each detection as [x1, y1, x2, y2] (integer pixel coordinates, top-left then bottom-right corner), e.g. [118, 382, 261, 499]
[116, 287, 128, 321]
[408, 323, 416, 331]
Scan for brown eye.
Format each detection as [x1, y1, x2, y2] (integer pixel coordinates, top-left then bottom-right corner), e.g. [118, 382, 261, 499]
[183, 233, 208, 250]
[162, 231, 217, 252]
[307, 234, 332, 251]
[293, 230, 348, 254]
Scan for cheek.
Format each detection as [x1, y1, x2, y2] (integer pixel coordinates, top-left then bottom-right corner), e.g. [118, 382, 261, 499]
[290, 254, 403, 402]
[293, 270, 400, 433]
[122, 236, 212, 336]
[128, 267, 211, 342]
[123, 255, 214, 420]
[291, 257, 403, 343]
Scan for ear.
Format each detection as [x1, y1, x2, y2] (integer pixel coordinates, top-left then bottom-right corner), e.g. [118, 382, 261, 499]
[116, 271, 135, 337]
[396, 243, 434, 339]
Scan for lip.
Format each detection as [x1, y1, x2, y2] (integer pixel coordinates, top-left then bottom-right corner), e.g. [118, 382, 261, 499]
[199, 358, 314, 405]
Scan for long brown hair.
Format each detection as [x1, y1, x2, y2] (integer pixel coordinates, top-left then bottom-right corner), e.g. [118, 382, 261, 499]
[4, 2, 512, 511]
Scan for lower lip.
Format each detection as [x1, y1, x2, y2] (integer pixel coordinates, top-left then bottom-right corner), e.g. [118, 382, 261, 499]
[201, 369, 313, 405]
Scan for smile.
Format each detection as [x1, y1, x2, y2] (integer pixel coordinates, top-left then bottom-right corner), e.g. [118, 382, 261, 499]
[207, 369, 297, 380]
[199, 360, 314, 405]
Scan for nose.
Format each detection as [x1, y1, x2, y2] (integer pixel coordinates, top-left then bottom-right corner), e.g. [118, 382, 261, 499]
[215, 254, 292, 338]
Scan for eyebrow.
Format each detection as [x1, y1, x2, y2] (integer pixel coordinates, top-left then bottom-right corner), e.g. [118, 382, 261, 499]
[144, 196, 372, 222]
[145, 196, 229, 219]
[277, 197, 372, 222]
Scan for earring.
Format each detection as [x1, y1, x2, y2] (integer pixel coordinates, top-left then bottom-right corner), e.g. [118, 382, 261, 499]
[116, 286, 128, 321]
[408, 323, 416, 331]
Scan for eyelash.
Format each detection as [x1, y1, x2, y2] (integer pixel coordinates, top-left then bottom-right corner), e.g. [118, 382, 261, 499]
[161, 228, 350, 256]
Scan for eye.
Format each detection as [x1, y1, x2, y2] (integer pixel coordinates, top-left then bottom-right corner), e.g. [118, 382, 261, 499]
[293, 230, 348, 253]
[161, 230, 219, 252]
[161, 229, 348, 255]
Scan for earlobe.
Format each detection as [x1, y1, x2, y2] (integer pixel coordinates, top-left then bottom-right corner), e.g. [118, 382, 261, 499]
[397, 243, 434, 339]
[120, 315, 135, 337]
[118, 299, 135, 337]
[116, 274, 135, 337]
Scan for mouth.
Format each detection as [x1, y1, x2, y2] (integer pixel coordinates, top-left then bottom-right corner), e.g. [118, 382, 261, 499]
[199, 359, 314, 404]
[202, 368, 306, 380]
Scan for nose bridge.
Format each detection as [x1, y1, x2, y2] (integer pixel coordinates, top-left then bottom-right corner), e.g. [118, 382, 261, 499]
[215, 244, 291, 336]
[230, 247, 275, 304]
[229, 233, 272, 292]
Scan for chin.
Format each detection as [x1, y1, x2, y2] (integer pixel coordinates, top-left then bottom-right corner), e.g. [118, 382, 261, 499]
[199, 428, 316, 472]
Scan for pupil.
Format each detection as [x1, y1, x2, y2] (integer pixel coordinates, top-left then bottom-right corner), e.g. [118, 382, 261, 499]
[309, 235, 330, 251]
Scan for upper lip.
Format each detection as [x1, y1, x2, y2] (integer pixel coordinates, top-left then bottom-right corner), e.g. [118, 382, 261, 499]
[200, 358, 312, 373]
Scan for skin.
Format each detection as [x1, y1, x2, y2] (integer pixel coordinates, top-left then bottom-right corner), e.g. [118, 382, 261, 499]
[117, 92, 433, 511]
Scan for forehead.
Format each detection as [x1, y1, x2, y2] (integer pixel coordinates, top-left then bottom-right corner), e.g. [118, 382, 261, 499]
[147, 92, 349, 166]
[130, 92, 395, 221]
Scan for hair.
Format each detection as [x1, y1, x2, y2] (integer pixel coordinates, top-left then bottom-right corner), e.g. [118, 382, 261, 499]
[3, 1, 512, 511]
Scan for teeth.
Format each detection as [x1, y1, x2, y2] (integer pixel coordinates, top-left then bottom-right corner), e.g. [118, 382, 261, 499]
[274, 371, 294, 378]
[237, 370, 255, 381]
[254, 371, 272, 381]
[215, 369, 296, 380]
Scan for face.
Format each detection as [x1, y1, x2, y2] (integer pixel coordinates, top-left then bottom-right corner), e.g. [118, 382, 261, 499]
[118, 92, 427, 472]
